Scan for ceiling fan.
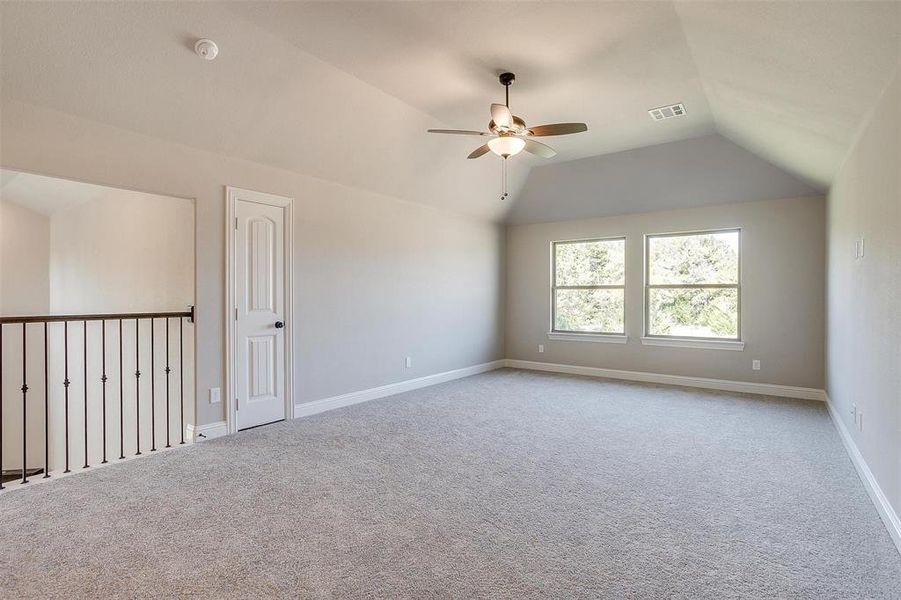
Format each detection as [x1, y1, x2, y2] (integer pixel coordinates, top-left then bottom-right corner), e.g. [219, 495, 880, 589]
[427, 72, 588, 160]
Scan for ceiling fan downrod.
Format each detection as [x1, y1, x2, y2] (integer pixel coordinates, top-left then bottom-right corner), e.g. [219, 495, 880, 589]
[499, 72, 515, 107]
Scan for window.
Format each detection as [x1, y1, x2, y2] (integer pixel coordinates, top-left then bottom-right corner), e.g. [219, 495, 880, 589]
[552, 237, 625, 335]
[645, 229, 740, 340]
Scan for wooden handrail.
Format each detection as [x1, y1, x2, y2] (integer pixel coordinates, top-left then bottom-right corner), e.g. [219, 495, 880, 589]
[0, 307, 194, 325]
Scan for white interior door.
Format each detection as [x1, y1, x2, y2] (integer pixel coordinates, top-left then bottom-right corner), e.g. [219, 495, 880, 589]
[234, 197, 287, 430]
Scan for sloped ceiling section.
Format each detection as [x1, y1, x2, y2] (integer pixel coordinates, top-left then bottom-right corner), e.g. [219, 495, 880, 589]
[225, 1, 717, 164]
[0, 1, 528, 222]
[0, 2, 898, 224]
[506, 134, 820, 224]
[675, 1, 901, 190]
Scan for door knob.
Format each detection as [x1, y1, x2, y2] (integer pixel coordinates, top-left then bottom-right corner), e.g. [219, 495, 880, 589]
[274, 321, 284, 329]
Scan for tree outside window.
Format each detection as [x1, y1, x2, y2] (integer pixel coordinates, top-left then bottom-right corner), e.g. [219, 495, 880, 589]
[552, 238, 625, 334]
[645, 230, 740, 339]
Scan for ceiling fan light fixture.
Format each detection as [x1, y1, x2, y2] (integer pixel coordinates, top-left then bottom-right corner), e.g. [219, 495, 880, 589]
[488, 136, 525, 158]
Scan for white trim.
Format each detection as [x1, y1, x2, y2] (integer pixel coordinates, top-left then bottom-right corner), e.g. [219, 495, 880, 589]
[225, 187, 295, 435]
[504, 359, 823, 401]
[641, 337, 745, 351]
[294, 360, 505, 418]
[186, 421, 229, 442]
[824, 393, 901, 555]
[547, 332, 628, 344]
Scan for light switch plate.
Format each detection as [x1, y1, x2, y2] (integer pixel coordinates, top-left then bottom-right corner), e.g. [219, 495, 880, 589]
[209, 387, 221, 404]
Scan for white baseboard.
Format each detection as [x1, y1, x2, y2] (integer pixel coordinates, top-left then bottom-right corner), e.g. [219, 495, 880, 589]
[824, 393, 901, 554]
[186, 421, 228, 442]
[504, 359, 825, 401]
[294, 360, 506, 418]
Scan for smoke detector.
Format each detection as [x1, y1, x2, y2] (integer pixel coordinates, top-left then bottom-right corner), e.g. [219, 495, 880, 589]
[648, 103, 685, 121]
[194, 39, 219, 61]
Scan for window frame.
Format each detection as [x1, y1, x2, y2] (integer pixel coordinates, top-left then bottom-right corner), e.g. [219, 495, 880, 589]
[550, 236, 627, 336]
[643, 228, 742, 342]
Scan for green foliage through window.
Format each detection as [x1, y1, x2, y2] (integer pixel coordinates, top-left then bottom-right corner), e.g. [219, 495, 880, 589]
[553, 239, 625, 334]
[646, 230, 740, 339]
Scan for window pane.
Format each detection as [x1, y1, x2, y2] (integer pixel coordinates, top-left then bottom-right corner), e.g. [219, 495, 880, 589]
[554, 289, 625, 334]
[647, 287, 738, 338]
[648, 231, 739, 285]
[555, 239, 624, 286]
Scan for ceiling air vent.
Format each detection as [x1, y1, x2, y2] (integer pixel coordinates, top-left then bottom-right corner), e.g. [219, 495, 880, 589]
[648, 103, 686, 121]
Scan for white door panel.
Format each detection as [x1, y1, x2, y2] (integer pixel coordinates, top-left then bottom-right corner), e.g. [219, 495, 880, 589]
[235, 199, 286, 429]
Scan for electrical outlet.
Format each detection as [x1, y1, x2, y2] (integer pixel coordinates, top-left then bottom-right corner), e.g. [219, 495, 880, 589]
[405, 356, 412, 369]
[538, 344, 545, 353]
[752, 359, 761, 371]
[209, 387, 221, 404]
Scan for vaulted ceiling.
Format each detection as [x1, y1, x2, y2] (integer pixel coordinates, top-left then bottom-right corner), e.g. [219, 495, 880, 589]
[1, 2, 898, 223]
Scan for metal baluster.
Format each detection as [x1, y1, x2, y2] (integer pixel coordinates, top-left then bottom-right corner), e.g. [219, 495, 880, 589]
[119, 319, 124, 460]
[135, 318, 141, 456]
[165, 318, 171, 448]
[44, 323, 49, 478]
[1, 323, 4, 490]
[150, 318, 156, 452]
[63, 321, 70, 473]
[21, 324, 29, 484]
[179, 317, 185, 445]
[101, 321, 108, 464]
[83, 320, 89, 469]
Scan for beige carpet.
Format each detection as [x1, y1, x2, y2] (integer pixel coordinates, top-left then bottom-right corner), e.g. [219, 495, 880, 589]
[1, 368, 899, 598]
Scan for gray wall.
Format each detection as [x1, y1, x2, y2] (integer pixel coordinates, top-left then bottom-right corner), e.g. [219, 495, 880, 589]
[0, 99, 505, 427]
[506, 196, 826, 389]
[827, 70, 900, 518]
[507, 134, 821, 225]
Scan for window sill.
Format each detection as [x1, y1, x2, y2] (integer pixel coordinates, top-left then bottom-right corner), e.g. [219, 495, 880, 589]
[547, 332, 628, 344]
[640, 337, 745, 351]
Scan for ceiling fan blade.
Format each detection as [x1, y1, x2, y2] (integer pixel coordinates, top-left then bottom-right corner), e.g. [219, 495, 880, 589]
[490, 103, 513, 129]
[522, 138, 557, 158]
[467, 144, 491, 159]
[428, 129, 491, 137]
[527, 123, 588, 137]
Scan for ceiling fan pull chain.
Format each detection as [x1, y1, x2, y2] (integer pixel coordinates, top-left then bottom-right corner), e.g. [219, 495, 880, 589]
[501, 157, 508, 201]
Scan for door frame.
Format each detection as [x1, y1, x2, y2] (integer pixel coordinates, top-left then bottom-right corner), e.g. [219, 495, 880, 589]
[225, 186, 295, 435]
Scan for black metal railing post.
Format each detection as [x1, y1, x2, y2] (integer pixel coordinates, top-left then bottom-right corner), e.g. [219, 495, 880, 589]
[83, 320, 89, 469]
[135, 318, 141, 456]
[119, 319, 124, 460]
[21, 324, 28, 484]
[180, 317, 185, 445]
[1, 323, 4, 490]
[63, 321, 70, 474]
[165, 318, 171, 448]
[101, 321, 108, 464]
[44, 323, 49, 478]
[150, 318, 156, 452]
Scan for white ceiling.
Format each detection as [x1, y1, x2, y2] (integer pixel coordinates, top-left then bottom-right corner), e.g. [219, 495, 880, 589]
[0, 2, 898, 223]
[225, 1, 717, 162]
